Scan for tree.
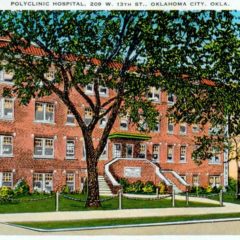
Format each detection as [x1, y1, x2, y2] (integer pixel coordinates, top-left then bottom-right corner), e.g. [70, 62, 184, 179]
[0, 11, 236, 207]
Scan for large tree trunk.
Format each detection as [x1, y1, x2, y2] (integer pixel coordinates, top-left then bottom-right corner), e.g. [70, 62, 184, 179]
[84, 136, 101, 208]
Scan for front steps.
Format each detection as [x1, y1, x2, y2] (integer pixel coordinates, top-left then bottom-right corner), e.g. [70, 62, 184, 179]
[98, 175, 113, 196]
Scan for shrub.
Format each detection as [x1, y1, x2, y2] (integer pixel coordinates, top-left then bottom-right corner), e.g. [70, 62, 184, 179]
[62, 185, 70, 194]
[142, 182, 155, 193]
[227, 178, 237, 193]
[14, 179, 30, 196]
[119, 178, 129, 192]
[158, 182, 167, 194]
[0, 186, 14, 203]
[206, 185, 213, 193]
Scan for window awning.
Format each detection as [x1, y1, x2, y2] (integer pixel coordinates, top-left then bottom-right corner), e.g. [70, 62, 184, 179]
[108, 132, 151, 141]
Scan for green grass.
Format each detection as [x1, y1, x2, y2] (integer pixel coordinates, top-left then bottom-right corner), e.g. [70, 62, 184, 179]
[12, 212, 240, 230]
[0, 193, 219, 213]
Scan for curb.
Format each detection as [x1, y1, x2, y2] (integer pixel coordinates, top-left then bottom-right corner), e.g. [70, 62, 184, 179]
[6, 217, 240, 232]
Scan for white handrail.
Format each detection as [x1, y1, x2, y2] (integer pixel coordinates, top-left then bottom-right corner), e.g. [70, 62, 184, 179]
[161, 170, 190, 186]
[105, 158, 121, 186]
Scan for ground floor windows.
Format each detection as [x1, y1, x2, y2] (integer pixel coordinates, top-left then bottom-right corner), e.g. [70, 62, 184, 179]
[192, 175, 199, 187]
[66, 173, 75, 192]
[138, 144, 146, 159]
[0, 172, 13, 187]
[209, 175, 221, 187]
[33, 173, 53, 193]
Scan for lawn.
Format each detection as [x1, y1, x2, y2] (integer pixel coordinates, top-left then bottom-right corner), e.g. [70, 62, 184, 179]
[12, 212, 240, 230]
[0, 193, 219, 213]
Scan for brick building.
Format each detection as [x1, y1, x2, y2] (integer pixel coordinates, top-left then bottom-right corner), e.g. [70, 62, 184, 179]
[0, 44, 228, 193]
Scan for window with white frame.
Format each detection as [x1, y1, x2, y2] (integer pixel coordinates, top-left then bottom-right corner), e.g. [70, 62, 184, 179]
[34, 138, 54, 158]
[192, 124, 199, 133]
[167, 145, 174, 162]
[180, 146, 187, 162]
[35, 102, 54, 123]
[44, 69, 55, 81]
[66, 109, 75, 125]
[100, 144, 108, 160]
[66, 173, 75, 192]
[33, 173, 53, 192]
[0, 98, 14, 120]
[99, 86, 108, 97]
[0, 172, 13, 187]
[209, 175, 220, 187]
[0, 69, 13, 83]
[84, 107, 93, 126]
[179, 123, 187, 135]
[167, 93, 175, 105]
[167, 117, 174, 134]
[85, 84, 94, 94]
[99, 109, 107, 128]
[152, 144, 159, 161]
[0, 135, 13, 156]
[138, 144, 146, 158]
[209, 147, 221, 164]
[66, 139, 75, 159]
[193, 175, 199, 186]
[147, 87, 160, 102]
[120, 116, 128, 130]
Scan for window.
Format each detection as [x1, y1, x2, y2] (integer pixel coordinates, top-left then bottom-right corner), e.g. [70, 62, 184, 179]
[34, 138, 54, 158]
[167, 145, 174, 162]
[0, 98, 14, 120]
[99, 109, 107, 128]
[84, 107, 93, 126]
[192, 124, 199, 133]
[0, 172, 13, 187]
[152, 144, 159, 162]
[167, 117, 174, 134]
[35, 102, 54, 123]
[167, 93, 175, 105]
[85, 84, 108, 97]
[120, 116, 128, 130]
[44, 70, 55, 81]
[193, 175, 199, 186]
[180, 175, 187, 182]
[0, 69, 13, 83]
[153, 120, 160, 132]
[33, 173, 53, 192]
[85, 84, 94, 94]
[99, 86, 108, 96]
[179, 123, 187, 135]
[148, 87, 160, 102]
[126, 144, 133, 158]
[0, 135, 13, 156]
[66, 140, 75, 159]
[113, 143, 122, 158]
[100, 144, 108, 160]
[209, 175, 221, 187]
[209, 147, 221, 164]
[82, 142, 86, 160]
[180, 146, 187, 162]
[66, 173, 75, 192]
[66, 109, 75, 125]
[138, 144, 146, 158]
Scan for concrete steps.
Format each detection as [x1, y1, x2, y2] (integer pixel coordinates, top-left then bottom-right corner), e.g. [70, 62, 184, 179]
[98, 176, 113, 196]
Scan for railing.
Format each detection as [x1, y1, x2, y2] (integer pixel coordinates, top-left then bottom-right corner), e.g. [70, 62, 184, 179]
[161, 170, 190, 187]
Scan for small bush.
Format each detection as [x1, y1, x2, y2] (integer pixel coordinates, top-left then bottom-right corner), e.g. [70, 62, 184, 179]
[206, 185, 213, 193]
[14, 180, 30, 196]
[119, 178, 129, 192]
[158, 182, 167, 194]
[0, 186, 14, 203]
[62, 185, 70, 194]
[227, 178, 237, 193]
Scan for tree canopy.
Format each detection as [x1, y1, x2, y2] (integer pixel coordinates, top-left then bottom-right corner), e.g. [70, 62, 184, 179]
[0, 11, 238, 206]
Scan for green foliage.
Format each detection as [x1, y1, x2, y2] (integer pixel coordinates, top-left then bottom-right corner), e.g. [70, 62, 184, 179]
[62, 185, 70, 194]
[158, 182, 167, 194]
[227, 177, 237, 193]
[142, 182, 156, 193]
[14, 179, 30, 196]
[118, 178, 129, 192]
[0, 186, 14, 203]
